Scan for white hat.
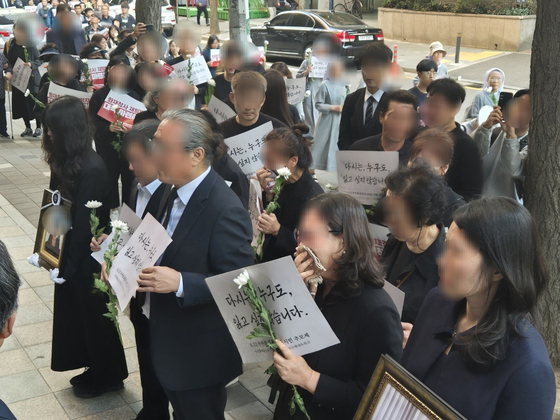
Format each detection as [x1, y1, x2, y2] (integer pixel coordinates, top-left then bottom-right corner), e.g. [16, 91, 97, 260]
[429, 41, 447, 58]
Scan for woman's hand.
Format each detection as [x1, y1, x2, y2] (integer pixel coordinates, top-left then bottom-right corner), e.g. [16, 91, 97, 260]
[273, 340, 320, 394]
[109, 122, 127, 133]
[402, 322, 413, 349]
[23, 62, 31, 68]
[90, 233, 109, 252]
[293, 249, 315, 285]
[100, 260, 110, 282]
[4, 72, 12, 81]
[257, 212, 280, 236]
[330, 105, 343, 112]
[256, 168, 274, 199]
[303, 64, 312, 77]
[193, 85, 199, 95]
[482, 105, 502, 129]
[86, 85, 94, 94]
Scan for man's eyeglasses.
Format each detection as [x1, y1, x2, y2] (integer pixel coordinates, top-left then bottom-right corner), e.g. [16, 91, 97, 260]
[422, 70, 437, 76]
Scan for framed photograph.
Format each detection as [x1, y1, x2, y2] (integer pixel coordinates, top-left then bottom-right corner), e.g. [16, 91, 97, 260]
[33, 189, 72, 270]
[354, 355, 466, 420]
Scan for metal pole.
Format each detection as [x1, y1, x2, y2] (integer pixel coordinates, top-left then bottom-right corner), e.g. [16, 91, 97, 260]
[7, 87, 13, 139]
[455, 33, 461, 64]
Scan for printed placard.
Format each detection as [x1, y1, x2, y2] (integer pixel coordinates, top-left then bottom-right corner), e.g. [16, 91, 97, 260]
[336, 151, 399, 205]
[224, 121, 273, 178]
[248, 178, 264, 247]
[208, 95, 236, 123]
[206, 256, 340, 363]
[86, 59, 109, 90]
[47, 82, 92, 110]
[209, 48, 220, 67]
[97, 90, 147, 130]
[309, 55, 329, 79]
[285, 77, 307, 105]
[10, 58, 32, 93]
[369, 223, 390, 261]
[172, 55, 212, 86]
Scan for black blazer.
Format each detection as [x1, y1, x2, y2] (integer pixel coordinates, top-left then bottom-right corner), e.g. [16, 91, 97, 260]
[46, 28, 87, 56]
[338, 88, 385, 151]
[212, 153, 250, 209]
[402, 288, 556, 420]
[149, 168, 253, 391]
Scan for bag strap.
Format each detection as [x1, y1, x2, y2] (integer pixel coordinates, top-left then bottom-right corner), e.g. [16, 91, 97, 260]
[396, 269, 415, 289]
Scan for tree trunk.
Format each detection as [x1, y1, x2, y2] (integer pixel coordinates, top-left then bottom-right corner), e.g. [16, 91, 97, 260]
[526, 0, 560, 367]
[136, 0, 163, 33]
[210, 0, 220, 35]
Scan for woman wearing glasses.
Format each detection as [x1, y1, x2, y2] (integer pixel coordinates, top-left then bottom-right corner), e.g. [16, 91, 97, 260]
[469, 67, 506, 118]
[408, 59, 438, 107]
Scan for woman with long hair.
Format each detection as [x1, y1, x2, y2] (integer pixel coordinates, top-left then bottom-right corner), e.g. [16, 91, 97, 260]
[261, 69, 299, 126]
[402, 197, 555, 419]
[202, 34, 219, 77]
[43, 96, 128, 398]
[271, 61, 305, 124]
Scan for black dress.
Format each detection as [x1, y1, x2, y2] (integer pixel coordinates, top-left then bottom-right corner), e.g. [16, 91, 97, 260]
[51, 149, 128, 388]
[262, 170, 324, 262]
[274, 283, 403, 420]
[89, 85, 140, 209]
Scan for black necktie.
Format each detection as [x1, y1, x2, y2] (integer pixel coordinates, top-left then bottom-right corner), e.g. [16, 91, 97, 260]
[365, 95, 376, 132]
[161, 187, 178, 229]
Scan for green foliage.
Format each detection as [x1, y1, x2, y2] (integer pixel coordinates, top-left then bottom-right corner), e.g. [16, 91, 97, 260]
[383, 0, 536, 15]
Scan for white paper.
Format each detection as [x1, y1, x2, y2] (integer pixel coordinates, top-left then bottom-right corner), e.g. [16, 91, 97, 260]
[208, 95, 236, 123]
[209, 48, 220, 65]
[224, 122, 273, 178]
[205, 256, 340, 364]
[336, 151, 399, 205]
[24, 5, 36, 12]
[107, 213, 173, 311]
[383, 280, 405, 318]
[285, 77, 307, 105]
[91, 204, 142, 264]
[10, 58, 32, 93]
[369, 223, 390, 260]
[47, 82, 92, 110]
[248, 178, 264, 247]
[309, 56, 329, 79]
[172, 56, 212, 86]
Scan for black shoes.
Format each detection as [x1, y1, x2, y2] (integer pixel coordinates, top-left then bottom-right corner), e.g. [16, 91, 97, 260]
[20, 127, 32, 137]
[33, 128, 42, 137]
[0, 132, 9, 138]
[70, 368, 92, 387]
[70, 368, 124, 399]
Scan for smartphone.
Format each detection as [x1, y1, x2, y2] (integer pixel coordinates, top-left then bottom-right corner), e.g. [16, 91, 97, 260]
[498, 91, 513, 110]
[145, 24, 155, 32]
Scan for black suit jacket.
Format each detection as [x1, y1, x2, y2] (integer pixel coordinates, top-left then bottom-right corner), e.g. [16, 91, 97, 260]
[338, 88, 385, 151]
[46, 29, 87, 56]
[149, 168, 253, 391]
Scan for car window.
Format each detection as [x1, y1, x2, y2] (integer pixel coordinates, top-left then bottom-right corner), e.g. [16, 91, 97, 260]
[315, 12, 365, 26]
[269, 13, 291, 26]
[289, 14, 313, 27]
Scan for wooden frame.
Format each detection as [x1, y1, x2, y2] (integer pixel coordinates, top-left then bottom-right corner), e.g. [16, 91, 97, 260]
[354, 355, 466, 420]
[33, 189, 72, 270]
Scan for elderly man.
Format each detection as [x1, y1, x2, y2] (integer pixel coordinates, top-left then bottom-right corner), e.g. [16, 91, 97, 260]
[136, 109, 253, 419]
[0, 241, 22, 420]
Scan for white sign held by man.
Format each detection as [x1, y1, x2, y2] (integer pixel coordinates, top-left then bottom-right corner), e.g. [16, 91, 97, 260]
[205, 256, 340, 363]
[224, 121, 273, 178]
[285, 77, 307, 105]
[172, 56, 212, 86]
[248, 178, 264, 247]
[309, 56, 329, 79]
[107, 213, 173, 311]
[208, 95, 236, 123]
[47, 82, 93, 110]
[336, 151, 399, 205]
[10, 58, 32, 93]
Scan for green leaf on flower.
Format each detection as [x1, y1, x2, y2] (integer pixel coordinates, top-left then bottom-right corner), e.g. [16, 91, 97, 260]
[265, 364, 278, 375]
[93, 277, 109, 294]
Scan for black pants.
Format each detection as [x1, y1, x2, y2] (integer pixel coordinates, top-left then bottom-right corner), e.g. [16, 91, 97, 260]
[94, 137, 134, 209]
[197, 5, 208, 24]
[130, 298, 170, 420]
[0, 98, 6, 134]
[164, 382, 227, 420]
[23, 96, 40, 130]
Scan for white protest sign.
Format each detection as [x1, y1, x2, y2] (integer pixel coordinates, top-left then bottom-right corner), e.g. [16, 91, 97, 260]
[208, 95, 236, 123]
[47, 82, 92, 110]
[107, 213, 173, 311]
[91, 204, 141, 265]
[336, 151, 399, 205]
[206, 256, 340, 364]
[172, 55, 212, 86]
[309, 55, 329, 79]
[369, 223, 390, 261]
[10, 58, 32, 93]
[24, 5, 37, 12]
[224, 121, 273, 178]
[285, 77, 307, 105]
[248, 178, 264, 247]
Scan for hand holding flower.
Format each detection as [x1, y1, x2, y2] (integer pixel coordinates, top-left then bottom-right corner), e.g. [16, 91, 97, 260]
[137, 266, 181, 294]
[273, 340, 320, 394]
[90, 233, 109, 252]
[257, 212, 281, 236]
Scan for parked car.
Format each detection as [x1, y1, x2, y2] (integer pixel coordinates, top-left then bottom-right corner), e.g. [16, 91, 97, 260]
[108, 0, 176, 32]
[251, 10, 384, 62]
[0, 10, 29, 53]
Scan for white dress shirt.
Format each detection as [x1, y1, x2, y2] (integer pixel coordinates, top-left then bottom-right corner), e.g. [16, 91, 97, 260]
[363, 88, 385, 125]
[135, 179, 162, 218]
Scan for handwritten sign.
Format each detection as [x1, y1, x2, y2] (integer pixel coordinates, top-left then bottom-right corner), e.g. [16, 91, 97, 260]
[47, 82, 92, 110]
[249, 178, 264, 247]
[85, 59, 109, 90]
[369, 223, 390, 261]
[10, 58, 31, 93]
[206, 256, 340, 363]
[285, 77, 307, 105]
[172, 55, 212, 86]
[97, 90, 147, 130]
[108, 213, 173, 311]
[336, 151, 399, 205]
[91, 204, 141, 264]
[209, 48, 220, 67]
[309, 56, 329, 79]
[224, 122, 272, 178]
[208, 95, 236, 123]
[25, 5, 37, 12]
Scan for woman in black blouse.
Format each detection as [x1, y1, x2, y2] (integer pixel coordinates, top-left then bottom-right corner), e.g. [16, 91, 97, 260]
[402, 197, 555, 419]
[272, 193, 403, 420]
[255, 124, 323, 262]
[261, 69, 301, 126]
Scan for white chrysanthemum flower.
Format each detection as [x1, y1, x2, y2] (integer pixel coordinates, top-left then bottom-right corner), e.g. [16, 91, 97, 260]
[305, 48, 312, 55]
[264, 40, 269, 45]
[85, 200, 103, 209]
[27, 253, 40, 268]
[207, 78, 216, 87]
[233, 269, 250, 289]
[277, 167, 292, 180]
[158, 60, 165, 66]
[304, 90, 311, 98]
[82, 58, 88, 64]
[111, 104, 119, 112]
[186, 54, 192, 60]
[457, 76, 462, 80]
[111, 220, 129, 233]
[485, 87, 493, 93]
[24, 89, 30, 97]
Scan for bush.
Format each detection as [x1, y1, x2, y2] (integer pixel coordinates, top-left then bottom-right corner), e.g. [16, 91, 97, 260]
[382, 0, 536, 15]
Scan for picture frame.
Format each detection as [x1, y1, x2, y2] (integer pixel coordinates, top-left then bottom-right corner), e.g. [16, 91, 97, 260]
[33, 189, 72, 270]
[353, 355, 467, 420]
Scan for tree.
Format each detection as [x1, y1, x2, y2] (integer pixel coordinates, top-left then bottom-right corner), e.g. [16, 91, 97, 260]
[210, 0, 220, 35]
[136, 0, 163, 33]
[526, 0, 560, 366]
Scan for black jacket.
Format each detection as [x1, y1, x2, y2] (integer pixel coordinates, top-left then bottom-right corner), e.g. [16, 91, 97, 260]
[149, 168, 253, 391]
[33, 78, 87, 119]
[212, 153, 250, 209]
[349, 133, 412, 166]
[381, 223, 445, 324]
[338, 88, 385, 150]
[46, 28, 87, 56]
[262, 170, 323, 262]
[403, 288, 556, 420]
[446, 123, 483, 201]
[442, 186, 465, 227]
[274, 283, 403, 420]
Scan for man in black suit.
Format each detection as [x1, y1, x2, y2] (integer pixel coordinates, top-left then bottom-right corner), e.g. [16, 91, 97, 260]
[338, 42, 393, 150]
[136, 109, 253, 419]
[46, 7, 87, 55]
